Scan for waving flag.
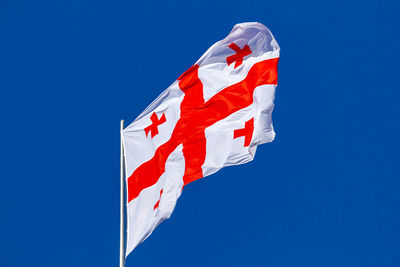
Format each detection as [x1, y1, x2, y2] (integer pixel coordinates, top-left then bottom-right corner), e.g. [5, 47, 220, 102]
[122, 22, 280, 255]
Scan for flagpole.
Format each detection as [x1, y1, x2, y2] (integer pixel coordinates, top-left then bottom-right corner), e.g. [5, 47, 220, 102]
[120, 120, 125, 267]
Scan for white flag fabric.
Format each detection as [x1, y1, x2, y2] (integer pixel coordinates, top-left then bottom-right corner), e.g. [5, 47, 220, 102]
[122, 22, 280, 256]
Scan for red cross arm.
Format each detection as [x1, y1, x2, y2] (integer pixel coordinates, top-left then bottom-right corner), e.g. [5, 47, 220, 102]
[178, 65, 207, 187]
[153, 188, 163, 210]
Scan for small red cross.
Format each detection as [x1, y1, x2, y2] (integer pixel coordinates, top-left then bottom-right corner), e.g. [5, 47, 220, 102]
[153, 188, 163, 210]
[144, 112, 166, 138]
[226, 43, 252, 69]
[233, 118, 254, 147]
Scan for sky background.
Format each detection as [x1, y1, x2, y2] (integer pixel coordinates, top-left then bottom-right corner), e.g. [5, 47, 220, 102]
[1, 0, 400, 266]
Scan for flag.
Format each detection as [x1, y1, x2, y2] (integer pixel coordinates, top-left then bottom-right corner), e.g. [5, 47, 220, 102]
[122, 22, 280, 255]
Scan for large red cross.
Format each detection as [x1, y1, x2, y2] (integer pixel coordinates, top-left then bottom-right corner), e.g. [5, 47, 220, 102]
[127, 57, 279, 203]
[234, 118, 254, 147]
[144, 112, 166, 138]
[226, 43, 252, 69]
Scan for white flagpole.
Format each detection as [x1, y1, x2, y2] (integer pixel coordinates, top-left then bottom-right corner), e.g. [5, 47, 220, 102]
[120, 120, 125, 267]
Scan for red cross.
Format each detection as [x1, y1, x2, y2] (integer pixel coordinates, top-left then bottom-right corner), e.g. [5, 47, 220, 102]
[226, 43, 252, 69]
[127, 58, 279, 203]
[153, 188, 163, 210]
[233, 118, 254, 147]
[144, 112, 166, 138]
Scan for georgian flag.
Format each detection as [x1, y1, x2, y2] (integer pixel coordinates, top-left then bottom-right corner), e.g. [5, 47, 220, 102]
[122, 22, 280, 255]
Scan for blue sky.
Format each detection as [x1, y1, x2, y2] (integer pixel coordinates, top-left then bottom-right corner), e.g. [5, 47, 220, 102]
[1, 0, 400, 266]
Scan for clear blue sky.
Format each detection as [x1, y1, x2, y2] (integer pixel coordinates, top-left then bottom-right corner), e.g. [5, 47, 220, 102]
[1, 0, 399, 266]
